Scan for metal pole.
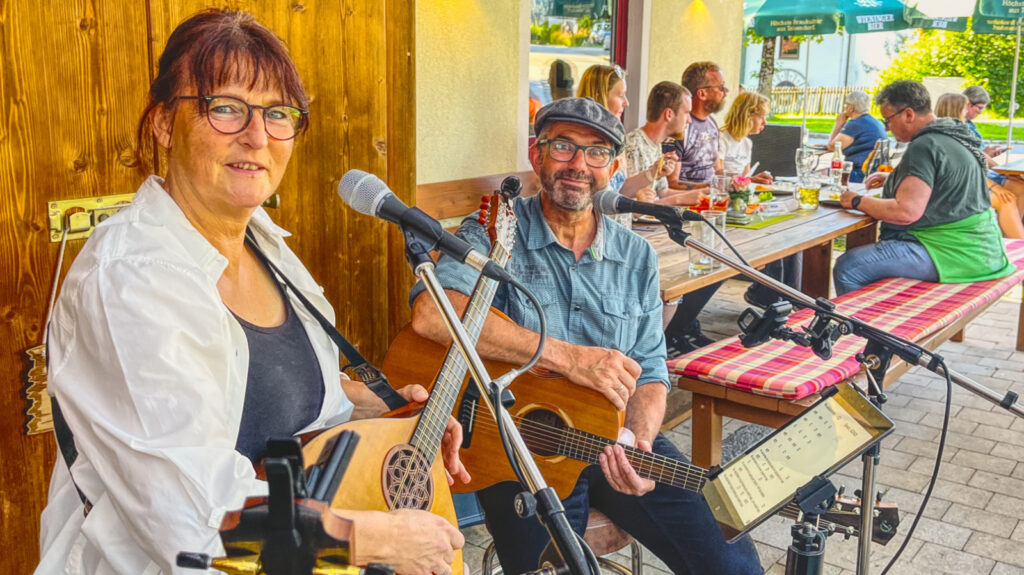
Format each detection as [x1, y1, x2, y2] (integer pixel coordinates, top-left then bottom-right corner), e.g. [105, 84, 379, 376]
[1008, 17, 1022, 158]
[801, 42, 811, 143]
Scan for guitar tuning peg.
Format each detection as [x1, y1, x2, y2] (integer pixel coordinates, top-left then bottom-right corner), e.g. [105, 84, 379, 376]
[876, 489, 888, 503]
[837, 485, 846, 497]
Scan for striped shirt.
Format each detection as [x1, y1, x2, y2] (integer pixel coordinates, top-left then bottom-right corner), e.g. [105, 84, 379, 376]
[412, 194, 669, 390]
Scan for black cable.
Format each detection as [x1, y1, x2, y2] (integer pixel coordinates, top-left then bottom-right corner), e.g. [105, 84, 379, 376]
[880, 357, 952, 575]
[688, 211, 751, 267]
[508, 276, 546, 373]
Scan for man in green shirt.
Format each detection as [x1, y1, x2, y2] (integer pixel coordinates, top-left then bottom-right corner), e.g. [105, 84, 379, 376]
[834, 80, 1013, 295]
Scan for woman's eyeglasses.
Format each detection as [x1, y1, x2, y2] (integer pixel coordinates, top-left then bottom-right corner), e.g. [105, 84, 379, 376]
[179, 95, 308, 140]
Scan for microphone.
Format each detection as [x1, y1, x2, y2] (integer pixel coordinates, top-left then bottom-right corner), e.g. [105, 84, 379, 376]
[338, 170, 513, 283]
[592, 189, 703, 226]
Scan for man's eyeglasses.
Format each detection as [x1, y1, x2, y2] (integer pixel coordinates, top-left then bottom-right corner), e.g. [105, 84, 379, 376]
[178, 95, 309, 140]
[882, 107, 908, 129]
[698, 84, 728, 94]
[536, 138, 615, 168]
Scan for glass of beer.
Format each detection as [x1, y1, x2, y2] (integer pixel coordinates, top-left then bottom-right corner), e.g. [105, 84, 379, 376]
[688, 210, 726, 275]
[841, 161, 854, 187]
[797, 175, 820, 211]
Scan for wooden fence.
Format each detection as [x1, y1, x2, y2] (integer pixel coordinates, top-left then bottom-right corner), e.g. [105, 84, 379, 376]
[770, 86, 872, 116]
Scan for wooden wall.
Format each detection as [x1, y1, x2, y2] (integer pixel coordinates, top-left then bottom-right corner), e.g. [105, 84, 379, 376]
[0, 1, 415, 570]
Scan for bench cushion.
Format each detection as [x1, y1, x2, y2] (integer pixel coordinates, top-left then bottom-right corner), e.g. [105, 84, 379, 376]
[668, 239, 1024, 401]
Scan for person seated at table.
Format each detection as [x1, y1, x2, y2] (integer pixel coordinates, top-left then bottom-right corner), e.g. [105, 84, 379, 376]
[624, 81, 698, 208]
[835, 80, 1014, 295]
[826, 90, 886, 184]
[577, 65, 677, 227]
[36, 10, 468, 575]
[718, 91, 773, 185]
[409, 96, 763, 575]
[935, 92, 1024, 239]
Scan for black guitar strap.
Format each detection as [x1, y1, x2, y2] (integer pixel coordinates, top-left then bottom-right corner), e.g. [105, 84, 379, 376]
[244, 230, 407, 411]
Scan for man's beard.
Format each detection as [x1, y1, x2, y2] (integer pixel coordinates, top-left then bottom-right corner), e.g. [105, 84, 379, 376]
[705, 98, 724, 114]
[542, 167, 597, 211]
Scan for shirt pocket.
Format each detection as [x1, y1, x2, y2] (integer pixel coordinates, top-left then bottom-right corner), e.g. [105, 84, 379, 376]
[600, 297, 640, 352]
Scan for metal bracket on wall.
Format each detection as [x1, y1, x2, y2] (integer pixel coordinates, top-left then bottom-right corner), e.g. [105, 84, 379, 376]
[47, 193, 136, 243]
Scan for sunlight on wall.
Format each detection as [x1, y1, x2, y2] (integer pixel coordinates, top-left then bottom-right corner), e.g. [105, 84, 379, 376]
[648, 0, 743, 111]
[416, 1, 521, 184]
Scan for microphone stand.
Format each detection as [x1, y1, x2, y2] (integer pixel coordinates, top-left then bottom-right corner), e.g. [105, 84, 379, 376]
[660, 217, 1024, 575]
[401, 228, 596, 575]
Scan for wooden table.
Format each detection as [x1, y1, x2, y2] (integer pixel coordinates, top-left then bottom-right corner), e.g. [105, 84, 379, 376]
[992, 157, 1024, 176]
[637, 206, 878, 303]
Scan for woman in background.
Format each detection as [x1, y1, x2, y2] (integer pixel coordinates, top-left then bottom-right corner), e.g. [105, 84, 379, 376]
[935, 92, 1024, 239]
[827, 90, 886, 183]
[718, 91, 773, 184]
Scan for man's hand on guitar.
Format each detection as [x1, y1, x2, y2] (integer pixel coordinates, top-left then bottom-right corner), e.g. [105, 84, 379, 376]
[599, 440, 655, 496]
[399, 385, 471, 486]
[355, 509, 465, 575]
[564, 346, 640, 411]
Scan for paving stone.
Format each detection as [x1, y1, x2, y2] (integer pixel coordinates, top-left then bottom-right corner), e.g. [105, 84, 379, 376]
[886, 404, 928, 424]
[918, 411, 980, 434]
[987, 494, 1024, 520]
[893, 436, 956, 461]
[1016, 463, 1024, 481]
[969, 470, 1024, 498]
[910, 541, 995, 574]
[942, 503, 1019, 537]
[964, 532, 1024, 568]
[901, 515, 973, 549]
[754, 541, 786, 570]
[931, 479, 994, 508]
[957, 406, 1018, 430]
[942, 430, 998, 454]
[877, 448, 918, 471]
[992, 562, 1024, 575]
[892, 420, 942, 441]
[908, 457, 975, 485]
[987, 439, 1024, 458]
[874, 464, 937, 492]
[950, 449, 1018, 476]
[1010, 417, 1024, 433]
[1013, 522, 1024, 543]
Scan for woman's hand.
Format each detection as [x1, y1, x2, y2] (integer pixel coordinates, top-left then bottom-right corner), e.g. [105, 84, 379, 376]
[352, 509, 465, 575]
[398, 385, 470, 485]
[751, 171, 773, 185]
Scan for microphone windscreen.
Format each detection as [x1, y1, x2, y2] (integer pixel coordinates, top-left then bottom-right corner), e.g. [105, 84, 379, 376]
[593, 188, 623, 215]
[338, 169, 390, 216]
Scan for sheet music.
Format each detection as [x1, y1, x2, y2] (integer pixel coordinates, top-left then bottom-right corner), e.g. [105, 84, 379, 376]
[716, 399, 873, 525]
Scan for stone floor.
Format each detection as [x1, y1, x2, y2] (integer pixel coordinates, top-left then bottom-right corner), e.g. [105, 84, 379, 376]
[458, 278, 1024, 575]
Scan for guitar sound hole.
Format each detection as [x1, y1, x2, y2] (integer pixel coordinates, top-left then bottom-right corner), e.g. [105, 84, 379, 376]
[382, 444, 434, 511]
[520, 409, 566, 457]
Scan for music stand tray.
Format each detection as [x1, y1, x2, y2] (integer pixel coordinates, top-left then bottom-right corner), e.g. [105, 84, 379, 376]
[702, 382, 894, 541]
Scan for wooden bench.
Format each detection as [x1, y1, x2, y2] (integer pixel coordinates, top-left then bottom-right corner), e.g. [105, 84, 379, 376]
[416, 171, 540, 226]
[670, 239, 1024, 468]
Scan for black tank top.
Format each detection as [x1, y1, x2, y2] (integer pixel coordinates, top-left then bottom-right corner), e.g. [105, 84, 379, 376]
[233, 259, 325, 464]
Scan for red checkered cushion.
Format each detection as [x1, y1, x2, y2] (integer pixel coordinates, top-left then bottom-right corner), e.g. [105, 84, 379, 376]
[668, 239, 1024, 400]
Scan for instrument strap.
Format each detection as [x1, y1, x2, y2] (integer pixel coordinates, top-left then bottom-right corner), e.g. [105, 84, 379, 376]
[51, 397, 92, 514]
[244, 230, 407, 410]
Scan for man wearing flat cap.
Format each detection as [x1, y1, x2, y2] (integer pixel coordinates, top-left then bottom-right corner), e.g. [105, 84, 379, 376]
[410, 97, 761, 575]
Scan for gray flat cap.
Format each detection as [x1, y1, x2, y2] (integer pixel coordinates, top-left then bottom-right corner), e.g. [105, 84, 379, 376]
[534, 97, 625, 155]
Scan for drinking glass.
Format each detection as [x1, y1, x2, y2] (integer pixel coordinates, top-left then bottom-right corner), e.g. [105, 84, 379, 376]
[795, 147, 818, 177]
[688, 209, 726, 275]
[797, 174, 820, 211]
[841, 161, 854, 187]
[711, 176, 730, 211]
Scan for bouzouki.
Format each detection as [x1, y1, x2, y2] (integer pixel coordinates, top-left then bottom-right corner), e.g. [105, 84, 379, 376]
[382, 332, 899, 546]
[301, 188, 519, 573]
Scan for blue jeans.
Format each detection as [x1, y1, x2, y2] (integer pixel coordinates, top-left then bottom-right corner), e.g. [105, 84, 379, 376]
[477, 434, 762, 575]
[833, 240, 938, 295]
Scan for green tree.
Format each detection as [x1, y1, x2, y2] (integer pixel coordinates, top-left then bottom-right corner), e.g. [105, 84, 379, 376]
[876, 23, 1024, 117]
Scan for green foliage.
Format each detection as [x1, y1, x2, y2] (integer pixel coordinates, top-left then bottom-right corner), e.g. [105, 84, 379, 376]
[579, 15, 592, 30]
[875, 23, 1024, 117]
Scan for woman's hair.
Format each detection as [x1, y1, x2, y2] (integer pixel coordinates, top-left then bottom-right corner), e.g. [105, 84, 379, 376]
[577, 65, 624, 109]
[845, 91, 871, 114]
[963, 85, 991, 107]
[134, 10, 310, 171]
[935, 92, 969, 121]
[722, 91, 770, 140]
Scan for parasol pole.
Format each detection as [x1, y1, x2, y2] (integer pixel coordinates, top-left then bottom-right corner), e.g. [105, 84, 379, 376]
[1007, 17, 1022, 158]
[801, 40, 811, 143]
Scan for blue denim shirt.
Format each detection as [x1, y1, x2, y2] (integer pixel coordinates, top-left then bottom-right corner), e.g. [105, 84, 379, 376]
[410, 194, 669, 390]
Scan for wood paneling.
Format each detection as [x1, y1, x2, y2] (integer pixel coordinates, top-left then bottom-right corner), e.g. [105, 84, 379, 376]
[0, 1, 415, 569]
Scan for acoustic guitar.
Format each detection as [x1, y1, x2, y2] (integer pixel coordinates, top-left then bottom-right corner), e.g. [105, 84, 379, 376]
[382, 330, 900, 545]
[301, 190, 519, 574]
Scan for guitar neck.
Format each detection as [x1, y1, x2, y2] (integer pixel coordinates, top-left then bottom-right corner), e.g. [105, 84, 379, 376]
[560, 427, 708, 493]
[410, 242, 511, 455]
